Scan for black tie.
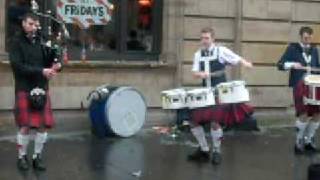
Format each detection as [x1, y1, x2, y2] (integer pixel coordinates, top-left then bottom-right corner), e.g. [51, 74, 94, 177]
[205, 49, 210, 57]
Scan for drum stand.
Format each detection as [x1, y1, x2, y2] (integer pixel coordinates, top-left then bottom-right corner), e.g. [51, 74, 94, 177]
[304, 84, 320, 105]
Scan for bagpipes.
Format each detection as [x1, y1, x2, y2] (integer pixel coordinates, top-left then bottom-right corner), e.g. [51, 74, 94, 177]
[28, 0, 70, 110]
[31, 0, 70, 66]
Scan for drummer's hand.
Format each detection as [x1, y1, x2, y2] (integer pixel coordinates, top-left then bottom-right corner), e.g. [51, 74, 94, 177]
[200, 72, 210, 78]
[292, 63, 304, 70]
[194, 72, 210, 79]
[240, 59, 253, 69]
[244, 61, 253, 68]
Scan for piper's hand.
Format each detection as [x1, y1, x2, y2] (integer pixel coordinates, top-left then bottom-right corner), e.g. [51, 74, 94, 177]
[52, 63, 62, 71]
[42, 68, 57, 79]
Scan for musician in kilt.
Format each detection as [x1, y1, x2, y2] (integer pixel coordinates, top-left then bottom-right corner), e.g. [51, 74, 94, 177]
[9, 13, 62, 171]
[278, 26, 320, 154]
[188, 27, 253, 165]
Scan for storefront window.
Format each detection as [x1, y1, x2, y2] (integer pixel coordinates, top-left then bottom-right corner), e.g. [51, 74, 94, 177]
[6, 0, 163, 61]
[127, 0, 153, 52]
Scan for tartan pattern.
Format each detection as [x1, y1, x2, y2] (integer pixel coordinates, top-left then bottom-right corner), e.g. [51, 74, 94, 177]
[14, 91, 54, 128]
[190, 103, 254, 126]
[293, 80, 320, 117]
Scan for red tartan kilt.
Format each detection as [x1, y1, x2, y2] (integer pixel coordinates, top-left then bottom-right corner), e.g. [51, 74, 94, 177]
[14, 91, 54, 129]
[293, 80, 320, 116]
[190, 103, 254, 126]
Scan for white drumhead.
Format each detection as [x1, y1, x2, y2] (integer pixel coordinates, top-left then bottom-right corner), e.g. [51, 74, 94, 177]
[217, 80, 245, 88]
[187, 88, 213, 94]
[231, 80, 246, 86]
[305, 75, 320, 84]
[105, 87, 146, 137]
[162, 88, 186, 96]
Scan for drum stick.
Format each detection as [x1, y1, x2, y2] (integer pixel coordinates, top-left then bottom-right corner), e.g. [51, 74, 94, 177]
[209, 70, 225, 77]
[299, 66, 320, 72]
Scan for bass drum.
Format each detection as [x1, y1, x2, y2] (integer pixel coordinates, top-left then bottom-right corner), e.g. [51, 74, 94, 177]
[89, 86, 147, 137]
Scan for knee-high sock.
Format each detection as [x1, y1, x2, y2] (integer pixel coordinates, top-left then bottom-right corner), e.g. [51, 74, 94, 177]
[17, 133, 30, 158]
[190, 126, 209, 152]
[296, 119, 308, 146]
[210, 128, 223, 153]
[33, 132, 48, 159]
[305, 122, 320, 144]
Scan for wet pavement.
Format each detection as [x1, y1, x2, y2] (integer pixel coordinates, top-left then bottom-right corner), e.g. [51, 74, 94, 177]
[0, 128, 318, 180]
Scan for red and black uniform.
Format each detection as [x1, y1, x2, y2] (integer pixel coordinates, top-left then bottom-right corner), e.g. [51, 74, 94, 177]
[278, 43, 320, 117]
[9, 32, 56, 129]
[191, 45, 253, 126]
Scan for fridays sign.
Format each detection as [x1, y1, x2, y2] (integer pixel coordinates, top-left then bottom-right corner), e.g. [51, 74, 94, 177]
[57, 0, 113, 29]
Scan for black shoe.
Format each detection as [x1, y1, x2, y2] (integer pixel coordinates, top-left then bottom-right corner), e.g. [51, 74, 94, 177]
[187, 148, 210, 162]
[17, 155, 29, 171]
[211, 152, 222, 165]
[294, 144, 304, 155]
[305, 143, 320, 153]
[32, 155, 46, 171]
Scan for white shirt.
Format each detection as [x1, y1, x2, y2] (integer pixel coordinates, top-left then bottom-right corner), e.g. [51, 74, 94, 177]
[192, 44, 242, 72]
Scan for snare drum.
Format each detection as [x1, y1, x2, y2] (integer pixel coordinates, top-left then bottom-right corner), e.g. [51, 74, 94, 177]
[161, 88, 187, 109]
[216, 81, 250, 104]
[303, 74, 320, 105]
[186, 88, 216, 109]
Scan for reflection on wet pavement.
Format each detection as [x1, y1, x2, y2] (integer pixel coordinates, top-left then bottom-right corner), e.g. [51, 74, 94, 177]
[0, 128, 318, 180]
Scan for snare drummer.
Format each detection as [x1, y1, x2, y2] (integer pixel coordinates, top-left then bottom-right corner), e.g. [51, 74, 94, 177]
[188, 27, 253, 165]
[278, 26, 320, 154]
